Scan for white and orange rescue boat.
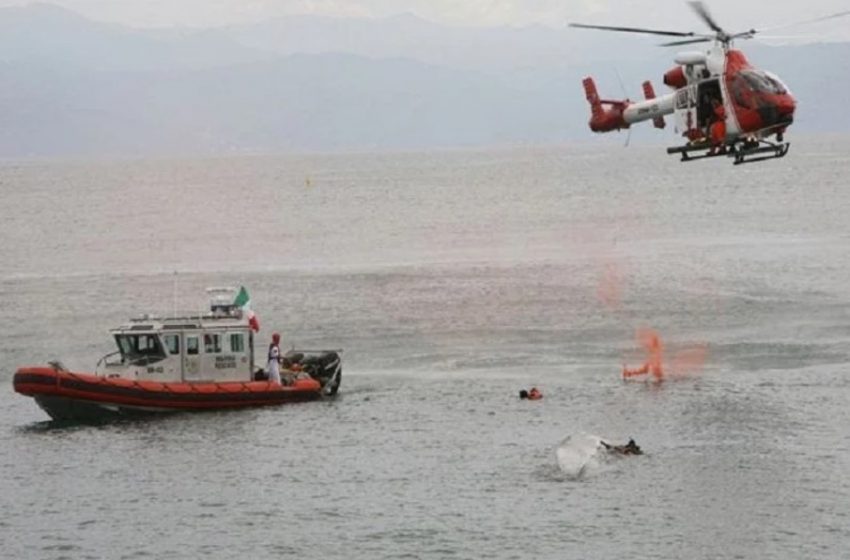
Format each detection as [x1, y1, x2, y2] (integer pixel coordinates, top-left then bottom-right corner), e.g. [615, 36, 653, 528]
[13, 287, 341, 421]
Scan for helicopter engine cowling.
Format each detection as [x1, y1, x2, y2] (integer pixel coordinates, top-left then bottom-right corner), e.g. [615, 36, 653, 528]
[663, 66, 687, 89]
[674, 51, 707, 66]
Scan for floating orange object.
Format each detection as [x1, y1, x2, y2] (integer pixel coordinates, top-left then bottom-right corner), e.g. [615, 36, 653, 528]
[622, 363, 649, 378]
[623, 328, 664, 380]
[519, 387, 543, 400]
[623, 328, 710, 380]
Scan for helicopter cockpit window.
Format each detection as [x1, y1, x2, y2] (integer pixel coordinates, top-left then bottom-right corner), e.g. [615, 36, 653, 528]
[731, 76, 755, 109]
[114, 333, 166, 365]
[738, 70, 787, 95]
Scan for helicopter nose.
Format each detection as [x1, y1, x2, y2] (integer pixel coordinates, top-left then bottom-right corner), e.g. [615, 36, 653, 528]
[777, 95, 796, 116]
[776, 95, 796, 126]
[757, 96, 795, 129]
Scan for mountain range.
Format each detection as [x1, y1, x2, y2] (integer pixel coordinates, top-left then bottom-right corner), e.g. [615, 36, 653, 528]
[1, 3, 848, 157]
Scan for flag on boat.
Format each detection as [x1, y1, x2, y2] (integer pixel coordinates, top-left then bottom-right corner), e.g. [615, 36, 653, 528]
[234, 286, 260, 332]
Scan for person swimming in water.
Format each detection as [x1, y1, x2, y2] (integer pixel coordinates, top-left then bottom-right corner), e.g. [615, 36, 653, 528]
[600, 438, 642, 455]
[518, 387, 543, 400]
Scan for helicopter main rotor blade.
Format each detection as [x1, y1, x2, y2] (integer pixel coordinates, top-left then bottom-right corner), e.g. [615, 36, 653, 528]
[569, 23, 696, 38]
[729, 29, 757, 40]
[660, 37, 714, 47]
[688, 1, 725, 34]
[756, 9, 850, 33]
[753, 34, 815, 40]
[723, 9, 850, 43]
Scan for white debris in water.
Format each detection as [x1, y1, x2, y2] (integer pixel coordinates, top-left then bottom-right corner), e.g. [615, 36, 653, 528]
[555, 432, 608, 479]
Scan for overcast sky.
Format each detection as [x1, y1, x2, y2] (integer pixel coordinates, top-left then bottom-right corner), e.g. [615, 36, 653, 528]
[3, 0, 849, 38]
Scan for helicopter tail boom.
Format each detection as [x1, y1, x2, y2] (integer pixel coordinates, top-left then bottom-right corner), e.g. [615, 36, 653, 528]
[642, 81, 666, 129]
[622, 92, 675, 127]
[582, 77, 675, 133]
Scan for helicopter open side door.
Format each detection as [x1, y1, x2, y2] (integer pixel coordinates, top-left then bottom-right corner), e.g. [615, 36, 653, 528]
[696, 79, 722, 131]
[673, 79, 725, 142]
[673, 84, 701, 141]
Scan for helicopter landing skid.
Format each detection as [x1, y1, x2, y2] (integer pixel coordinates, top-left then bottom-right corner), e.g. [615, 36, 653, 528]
[667, 140, 790, 165]
[731, 141, 790, 165]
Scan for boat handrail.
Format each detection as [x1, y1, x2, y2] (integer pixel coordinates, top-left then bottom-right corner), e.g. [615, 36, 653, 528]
[323, 361, 342, 396]
[48, 360, 68, 372]
[95, 351, 122, 374]
[128, 313, 243, 323]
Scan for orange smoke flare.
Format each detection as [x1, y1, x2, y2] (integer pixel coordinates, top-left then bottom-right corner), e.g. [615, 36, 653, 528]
[636, 328, 664, 380]
[668, 344, 709, 378]
[597, 261, 623, 310]
[623, 328, 708, 381]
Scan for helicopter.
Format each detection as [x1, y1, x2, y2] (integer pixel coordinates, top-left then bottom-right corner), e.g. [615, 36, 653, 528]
[570, 2, 850, 164]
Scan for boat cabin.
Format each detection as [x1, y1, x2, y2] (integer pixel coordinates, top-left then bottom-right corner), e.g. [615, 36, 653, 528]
[97, 288, 256, 383]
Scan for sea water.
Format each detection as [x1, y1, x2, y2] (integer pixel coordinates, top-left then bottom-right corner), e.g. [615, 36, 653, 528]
[1, 140, 849, 559]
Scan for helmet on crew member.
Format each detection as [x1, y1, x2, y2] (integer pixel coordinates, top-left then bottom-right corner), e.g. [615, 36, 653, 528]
[272, 332, 281, 343]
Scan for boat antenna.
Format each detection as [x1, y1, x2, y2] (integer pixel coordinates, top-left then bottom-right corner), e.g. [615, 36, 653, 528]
[172, 271, 178, 318]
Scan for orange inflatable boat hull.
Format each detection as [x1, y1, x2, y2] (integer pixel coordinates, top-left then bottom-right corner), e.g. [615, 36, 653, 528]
[13, 366, 323, 421]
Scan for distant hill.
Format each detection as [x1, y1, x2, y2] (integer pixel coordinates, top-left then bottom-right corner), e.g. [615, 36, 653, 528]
[214, 12, 656, 70]
[0, 52, 586, 156]
[0, 3, 847, 157]
[0, 3, 273, 71]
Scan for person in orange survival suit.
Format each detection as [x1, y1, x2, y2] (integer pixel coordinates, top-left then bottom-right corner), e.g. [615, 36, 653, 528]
[709, 97, 727, 154]
[519, 387, 543, 400]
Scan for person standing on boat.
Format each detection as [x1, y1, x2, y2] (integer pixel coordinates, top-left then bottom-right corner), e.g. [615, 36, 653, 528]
[267, 333, 282, 385]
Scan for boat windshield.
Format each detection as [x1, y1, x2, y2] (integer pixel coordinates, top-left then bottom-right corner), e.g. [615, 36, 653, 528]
[115, 333, 167, 365]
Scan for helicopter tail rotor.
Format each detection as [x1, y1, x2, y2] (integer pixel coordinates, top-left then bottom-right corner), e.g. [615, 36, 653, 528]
[582, 77, 604, 120]
[581, 77, 629, 133]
